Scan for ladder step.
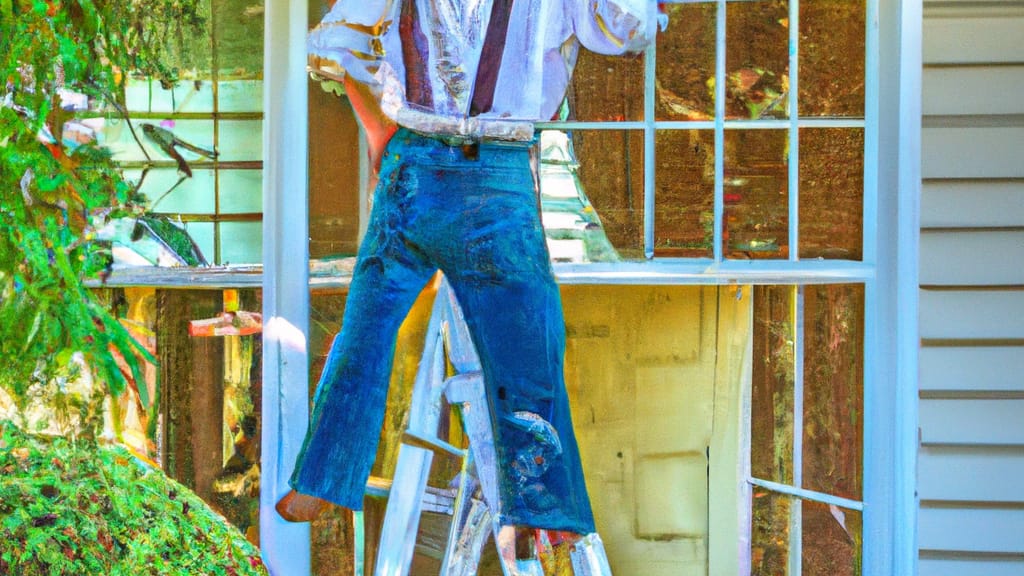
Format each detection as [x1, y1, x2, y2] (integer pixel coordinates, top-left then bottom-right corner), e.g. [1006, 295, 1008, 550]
[401, 430, 466, 459]
[365, 476, 459, 515]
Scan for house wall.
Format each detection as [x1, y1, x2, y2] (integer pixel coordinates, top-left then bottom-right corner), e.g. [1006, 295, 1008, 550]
[919, 1, 1024, 574]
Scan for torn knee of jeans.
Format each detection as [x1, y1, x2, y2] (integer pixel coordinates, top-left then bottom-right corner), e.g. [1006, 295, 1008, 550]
[507, 411, 562, 479]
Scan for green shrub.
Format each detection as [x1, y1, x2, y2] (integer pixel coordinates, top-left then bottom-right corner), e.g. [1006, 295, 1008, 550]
[0, 421, 268, 575]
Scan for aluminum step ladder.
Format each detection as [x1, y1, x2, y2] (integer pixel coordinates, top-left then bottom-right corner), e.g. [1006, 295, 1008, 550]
[358, 276, 612, 576]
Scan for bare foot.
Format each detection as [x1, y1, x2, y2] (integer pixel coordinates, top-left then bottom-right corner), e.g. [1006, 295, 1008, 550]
[275, 489, 329, 522]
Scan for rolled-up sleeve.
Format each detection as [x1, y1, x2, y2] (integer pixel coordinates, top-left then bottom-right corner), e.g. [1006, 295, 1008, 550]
[307, 0, 396, 84]
[569, 0, 657, 55]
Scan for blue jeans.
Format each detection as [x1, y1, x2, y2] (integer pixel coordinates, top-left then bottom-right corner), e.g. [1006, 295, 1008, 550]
[290, 129, 595, 534]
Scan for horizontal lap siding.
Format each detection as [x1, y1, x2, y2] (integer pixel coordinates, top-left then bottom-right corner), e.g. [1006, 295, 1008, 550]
[923, 66, 1024, 116]
[919, 557, 1024, 576]
[919, 446, 1024, 501]
[920, 231, 1024, 285]
[922, 126, 1024, 179]
[919, 399, 1024, 445]
[919, 290, 1024, 339]
[919, 3, 1024, 573]
[920, 508, 1024, 553]
[920, 346, 1024, 392]
[921, 180, 1024, 228]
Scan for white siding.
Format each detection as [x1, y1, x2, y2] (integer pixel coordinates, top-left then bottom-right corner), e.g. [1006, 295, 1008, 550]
[919, 2, 1024, 573]
[920, 508, 1024, 553]
[923, 66, 1024, 116]
[919, 558, 1024, 576]
[919, 447, 1024, 501]
[920, 347, 1024, 392]
[919, 399, 1024, 445]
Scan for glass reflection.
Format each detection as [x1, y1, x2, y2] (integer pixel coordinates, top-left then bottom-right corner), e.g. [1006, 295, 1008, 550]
[568, 49, 645, 122]
[802, 284, 864, 501]
[799, 129, 864, 260]
[569, 130, 645, 259]
[802, 500, 862, 576]
[656, 2, 717, 121]
[724, 130, 789, 259]
[726, 1, 789, 119]
[654, 130, 715, 257]
[751, 286, 795, 484]
[751, 490, 791, 576]
[214, 0, 264, 79]
[800, 0, 866, 117]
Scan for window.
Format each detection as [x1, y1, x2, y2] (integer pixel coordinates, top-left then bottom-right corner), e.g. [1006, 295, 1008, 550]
[536, 0, 872, 573]
[264, 0, 921, 573]
[104, 2, 265, 266]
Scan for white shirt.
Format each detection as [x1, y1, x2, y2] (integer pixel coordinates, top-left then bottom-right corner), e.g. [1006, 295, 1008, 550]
[308, 0, 656, 140]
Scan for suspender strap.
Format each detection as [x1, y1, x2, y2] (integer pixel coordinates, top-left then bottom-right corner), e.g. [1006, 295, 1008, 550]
[470, 0, 515, 116]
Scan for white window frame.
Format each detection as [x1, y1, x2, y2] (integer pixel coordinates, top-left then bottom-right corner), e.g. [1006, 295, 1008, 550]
[260, 0, 921, 572]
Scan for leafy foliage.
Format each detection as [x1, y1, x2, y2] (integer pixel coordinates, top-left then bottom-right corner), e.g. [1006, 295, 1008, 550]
[0, 421, 269, 575]
[0, 1, 203, 433]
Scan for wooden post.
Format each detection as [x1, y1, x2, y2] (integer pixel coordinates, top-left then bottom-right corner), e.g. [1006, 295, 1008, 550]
[157, 289, 224, 503]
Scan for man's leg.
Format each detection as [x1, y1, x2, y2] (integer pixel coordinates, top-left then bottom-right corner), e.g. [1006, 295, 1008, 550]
[282, 155, 435, 520]
[426, 150, 595, 536]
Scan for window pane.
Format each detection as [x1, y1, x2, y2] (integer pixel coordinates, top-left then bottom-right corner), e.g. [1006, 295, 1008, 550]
[799, 129, 864, 260]
[218, 79, 264, 113]
[802, 501, 862, 576]
[213, 0, 264, 77]
[218, 120, 263, 162]
[655, 129, 715, 257]
[751, 489, 791, 576]
[214, 322, 263, 545]
[568, 50, 645, 122]
[568, 130, 645, 259]
[309, 84, 363, 259]
[123, 79, 217, 114]
[185, 221, 216, 263]
[802, 284, 864, 501]
[724, 130, 789, 259]
[656, 2, 716, 121]
[219, 221, 263, 265]
[160, 0, 212, 77]
[127, 168, 217, 215]
[800, 0, 866, 117]
[727, 1, 789, 120]
[539, 131, 623, 263]
[102, 119, 216, 165]
[751, 286, 795, 485]
[219, 170, 263, 214]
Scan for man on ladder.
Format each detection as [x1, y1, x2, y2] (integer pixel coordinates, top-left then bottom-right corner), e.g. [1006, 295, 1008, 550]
[277, 0, 657, 571]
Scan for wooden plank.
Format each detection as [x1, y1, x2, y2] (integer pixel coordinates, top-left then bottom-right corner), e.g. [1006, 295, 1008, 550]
[919, 507, 1024, 553]
[919, 446, 1024, 501]
[920, 557, 1024, 576]
[920, 346, 1024, 392]
[157, 290, 224, 494]
[920, 289, 1024, 339]
[923, 66, 1024, 116]
[923, 126, 1024, 179]
[920, 399, 1024, 445]
[922, 180, 1024, 228]
[191, 335, 224, 503]
[920, 231, 1024, 285]
[924, 16, 1024, 64]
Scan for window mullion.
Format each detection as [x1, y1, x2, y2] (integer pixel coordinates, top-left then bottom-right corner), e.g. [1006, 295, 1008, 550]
[644, 39, 657, 259]
[790, 285, 806, 576]
[788, 0, 801, 261]
[714, 0, 727, 264]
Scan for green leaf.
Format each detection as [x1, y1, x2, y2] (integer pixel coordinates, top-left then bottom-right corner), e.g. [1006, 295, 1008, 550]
[21, 306, 45, 354]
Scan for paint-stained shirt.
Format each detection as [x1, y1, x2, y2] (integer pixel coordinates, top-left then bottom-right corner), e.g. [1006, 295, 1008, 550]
[308, 0, 656, 141]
